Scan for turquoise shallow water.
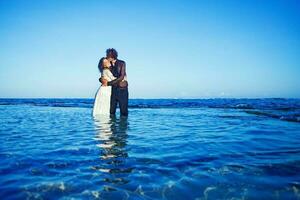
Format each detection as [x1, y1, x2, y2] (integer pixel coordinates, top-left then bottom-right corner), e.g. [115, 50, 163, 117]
[0, 99, 300, 199]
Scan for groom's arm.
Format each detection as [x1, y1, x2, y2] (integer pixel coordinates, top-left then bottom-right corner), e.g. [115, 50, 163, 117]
[107, 62, 126, 86]
[99, 77, 108, 86]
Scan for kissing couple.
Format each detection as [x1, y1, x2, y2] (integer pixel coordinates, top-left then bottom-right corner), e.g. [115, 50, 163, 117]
[93, 48, 129, 117]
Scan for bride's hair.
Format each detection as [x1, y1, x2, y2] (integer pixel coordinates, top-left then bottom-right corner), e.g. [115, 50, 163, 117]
[106, 48, 118, 59]
[98, 57, 105, 73]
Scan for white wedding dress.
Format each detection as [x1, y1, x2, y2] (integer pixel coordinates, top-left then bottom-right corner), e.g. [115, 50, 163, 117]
[92, 69, 116, 116]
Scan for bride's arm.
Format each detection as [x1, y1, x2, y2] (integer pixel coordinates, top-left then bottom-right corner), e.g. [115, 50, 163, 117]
[103, 69, 116, 81]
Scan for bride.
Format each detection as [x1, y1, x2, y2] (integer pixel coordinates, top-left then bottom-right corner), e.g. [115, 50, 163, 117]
[93, 57, 127, 116]
[92, 58, 116, 116]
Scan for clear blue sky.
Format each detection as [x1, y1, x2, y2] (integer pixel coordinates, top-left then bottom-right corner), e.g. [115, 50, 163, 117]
[0, 0, 299, 98]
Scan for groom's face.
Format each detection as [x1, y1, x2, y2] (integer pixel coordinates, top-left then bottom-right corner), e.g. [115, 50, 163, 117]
[107, 56, 115, 62]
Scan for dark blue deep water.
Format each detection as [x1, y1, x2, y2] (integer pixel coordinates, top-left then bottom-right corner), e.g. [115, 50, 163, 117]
[1, 98, 300, 199]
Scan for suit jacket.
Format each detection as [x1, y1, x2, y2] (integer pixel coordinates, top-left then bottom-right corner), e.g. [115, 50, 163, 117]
[108, 59, 127, 88]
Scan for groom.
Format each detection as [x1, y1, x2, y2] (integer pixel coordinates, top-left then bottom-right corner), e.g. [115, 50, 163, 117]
[100, 48, 129, 116]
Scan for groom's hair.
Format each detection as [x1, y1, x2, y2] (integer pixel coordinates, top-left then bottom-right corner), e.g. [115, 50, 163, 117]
[106, 48, 118, 59]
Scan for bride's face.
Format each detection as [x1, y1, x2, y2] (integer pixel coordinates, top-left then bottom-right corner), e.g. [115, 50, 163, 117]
[103, 59, 110, 68]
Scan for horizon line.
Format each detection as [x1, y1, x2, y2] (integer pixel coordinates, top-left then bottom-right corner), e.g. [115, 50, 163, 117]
[0, 97, 299, 100]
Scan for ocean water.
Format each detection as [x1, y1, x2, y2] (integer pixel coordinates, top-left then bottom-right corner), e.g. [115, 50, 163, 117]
[0, 98, 300, 199]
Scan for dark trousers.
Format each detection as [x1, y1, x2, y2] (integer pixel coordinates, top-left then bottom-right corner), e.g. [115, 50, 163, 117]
[110, 87, 129, 116]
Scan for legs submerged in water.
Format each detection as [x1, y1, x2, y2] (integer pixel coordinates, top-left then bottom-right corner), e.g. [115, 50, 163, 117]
[110, 88, 128, 117]
[119, 89, 128, 116]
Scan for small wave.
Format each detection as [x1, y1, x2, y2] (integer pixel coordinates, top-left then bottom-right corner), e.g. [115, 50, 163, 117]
[279, 116, 300, 122]
[234, 103, 253, 109]
[245, 110, 300, 123]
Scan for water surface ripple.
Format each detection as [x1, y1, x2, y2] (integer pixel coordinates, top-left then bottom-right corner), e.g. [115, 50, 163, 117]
[0, 99, 300, 199]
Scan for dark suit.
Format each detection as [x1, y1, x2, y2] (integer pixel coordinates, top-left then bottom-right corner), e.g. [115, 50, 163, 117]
[107, 59, 128, 116]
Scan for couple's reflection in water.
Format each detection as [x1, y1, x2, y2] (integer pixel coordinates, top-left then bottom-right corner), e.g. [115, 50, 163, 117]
[93, 115, 132, 185]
